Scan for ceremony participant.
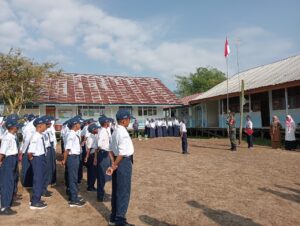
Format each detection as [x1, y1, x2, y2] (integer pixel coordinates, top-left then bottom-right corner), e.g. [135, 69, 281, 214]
[106, 110, 135, 226]
[149, 119, 156, 138]
[84, 123, 99, 192]
[270, 116, 282, 149]
[21, 113, 36, 187]
[244, 115, 254, 149]
[285, 115, 297, 150]
[180, 120, 188, 154]
[62, 116, 86, 207]
[28, 116, 48, 210]
[95, 116, 113, 202]
[0, 118, 22, 215]
[156, 119, 162, 137]
[161, 119, 167, 137]
[132, 119, 139, 138]
[167, 119, 173, 136]
[173, 118, 180, 137]
[60, 120, 70, 154]
[227, 112, 237, 151]
[144, 119, 150, 138]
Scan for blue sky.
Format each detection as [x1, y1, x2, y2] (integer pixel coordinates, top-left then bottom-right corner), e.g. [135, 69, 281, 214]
[1, 0, 299, 91]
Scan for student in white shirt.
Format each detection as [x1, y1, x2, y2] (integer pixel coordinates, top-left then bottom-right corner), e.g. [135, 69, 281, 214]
[244, 115, 254, 149]
[106, 110, 135, 226]
[84, 123, 100, 192]
[20, 114, 36, 187]
[61, 116, 86, 208]
[27, 116, 48, 210]
[95, 116, 113, 202]
[0, 119, 22, 215]
[180, 120, 189, 154]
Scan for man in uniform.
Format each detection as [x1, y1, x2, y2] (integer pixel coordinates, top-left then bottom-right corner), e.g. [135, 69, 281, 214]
[227, 112, 237, 151]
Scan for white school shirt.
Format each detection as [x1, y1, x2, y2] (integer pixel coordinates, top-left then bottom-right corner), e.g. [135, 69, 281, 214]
[49, 122, 57, 148]
[0, 132, 18, 156]
[174, 119, 180, 126]
[98, 127, 110, 151]
[168, 121, 173, 127]
[162, 120, 166, 127]
[86, 133, 98, 154]
[65, 130, 81, 155]
[21, 121, 36, 153]
[180, 122, 187, 133]
[150, 122, 156, 129]
[245, 120, 253, 129]
[285, 122, 296, 141]
[28, 132, 45, 156]
[109, 125, 134, 157]
[43, 130, 52, 148]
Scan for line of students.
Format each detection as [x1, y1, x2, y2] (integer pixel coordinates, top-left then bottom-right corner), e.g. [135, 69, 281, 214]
[144, 118, 181, 138]
[0, 110, 135, 225]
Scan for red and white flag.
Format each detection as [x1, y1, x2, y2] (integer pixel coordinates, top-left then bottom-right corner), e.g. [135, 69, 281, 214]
[224, 37, 230, 58]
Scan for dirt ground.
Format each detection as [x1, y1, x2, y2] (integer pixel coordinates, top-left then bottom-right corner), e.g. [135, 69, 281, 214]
[1, 137, 300, 226]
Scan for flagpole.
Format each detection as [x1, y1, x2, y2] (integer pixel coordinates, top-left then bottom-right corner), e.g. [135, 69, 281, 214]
[226, 57, 229, 114]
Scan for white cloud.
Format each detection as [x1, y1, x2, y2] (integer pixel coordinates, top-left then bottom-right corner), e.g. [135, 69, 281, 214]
[0, 0, 296, 88]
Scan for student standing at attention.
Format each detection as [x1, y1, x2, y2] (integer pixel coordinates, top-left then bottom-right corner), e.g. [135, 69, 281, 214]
[27, 116, 48, 210]
[62, 117, 86, 207]
[0, 118, 22, 215]
[180, 120, 189, 154]
[106, 110, 135, 226]
[95, 116, 113, 202]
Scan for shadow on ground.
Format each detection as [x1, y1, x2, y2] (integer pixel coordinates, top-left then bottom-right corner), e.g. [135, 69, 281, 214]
[186, 200, 262, 226]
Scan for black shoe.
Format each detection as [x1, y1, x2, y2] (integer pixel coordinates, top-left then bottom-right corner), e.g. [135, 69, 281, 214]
[87, 187, 96, 192]
[42, 191, 52, 197]
[116, 222, 135, 226]
[0, 207, 17, 215]
[30, 202, 48, 210]
[69, 200, 86, 208]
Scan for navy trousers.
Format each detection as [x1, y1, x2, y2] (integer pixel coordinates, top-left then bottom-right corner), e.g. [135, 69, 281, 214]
[168, 127, 173, 136]
[162, 127, 167, 137]
[182, 132, 188, 153]
[246, 135, 253, 148]
[21, 148, 33, 187]
[110, 157, 132, 225]
[50, 142, 57, 184]
[174, 126, 180, 137]
[97, 150, 111, 199]
[0, 155, 18, 208]
[149, 128, 156, 138]
[43, 147, 52, 193]
[66, 155, 80, 202]
[157, 127, 162, 137]
[86, 153, 97, 189]
[31, 155, 46, 205]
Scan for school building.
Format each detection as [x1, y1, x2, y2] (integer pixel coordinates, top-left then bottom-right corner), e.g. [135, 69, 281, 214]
[187, 54, 300, 129]
[18, 73, 182, 128]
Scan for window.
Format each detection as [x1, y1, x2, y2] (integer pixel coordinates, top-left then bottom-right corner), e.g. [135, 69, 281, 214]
[78, 105, 105, 117]
[24, 104, 39, 109]
[137, 107, 157, 116]
[251, 93, 262, 112]
[288, 86, 300, 109]
[272, 89, 285, 110]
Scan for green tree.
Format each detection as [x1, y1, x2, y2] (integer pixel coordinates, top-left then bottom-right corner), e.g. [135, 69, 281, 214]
[175, 67, 226, 97]
[0, 49, 61, 114]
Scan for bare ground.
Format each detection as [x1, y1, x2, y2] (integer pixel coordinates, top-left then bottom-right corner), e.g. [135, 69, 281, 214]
[1, 137, 300, 226]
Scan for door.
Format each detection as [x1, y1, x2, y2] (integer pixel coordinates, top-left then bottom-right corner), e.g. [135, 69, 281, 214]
[260, 92, 270, 127]
[46, 106, 56, 117]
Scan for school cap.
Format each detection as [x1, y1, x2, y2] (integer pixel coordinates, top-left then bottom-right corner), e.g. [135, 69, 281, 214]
[84, 118, 96, 124]
[33, 116, 47, 127]
[98, 116, 110, 124]
[27, 114, 36, 121]
[88, 123, 100, 133]
[5, 119, 23, 129]
[116, 109, 135, 121]
[5, 114, 20, 121]
[68, 116, 84, 127]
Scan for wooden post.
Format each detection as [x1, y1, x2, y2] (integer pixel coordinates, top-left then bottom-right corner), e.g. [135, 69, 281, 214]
[239, 80, 245, 145]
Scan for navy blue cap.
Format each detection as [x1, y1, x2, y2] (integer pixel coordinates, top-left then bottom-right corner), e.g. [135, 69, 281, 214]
[88, 123, 100, 133]
[98, 116, 110, 125]
[42, 116, 53, 125]
[5, 119, 23, 129]
[33, 116, 47, 127]
[28, 114, 36, 121]
[5, 114, 19, 121]
[68, 116, 84, 128]
[116, 110, 135, 121]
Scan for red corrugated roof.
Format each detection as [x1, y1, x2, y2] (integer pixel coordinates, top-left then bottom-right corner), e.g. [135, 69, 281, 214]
[38, 73, 182, 105]
[180, 93, 202, 106]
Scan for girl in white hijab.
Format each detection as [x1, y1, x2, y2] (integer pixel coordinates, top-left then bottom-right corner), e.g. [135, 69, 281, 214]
[285, 115, 296, 150]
